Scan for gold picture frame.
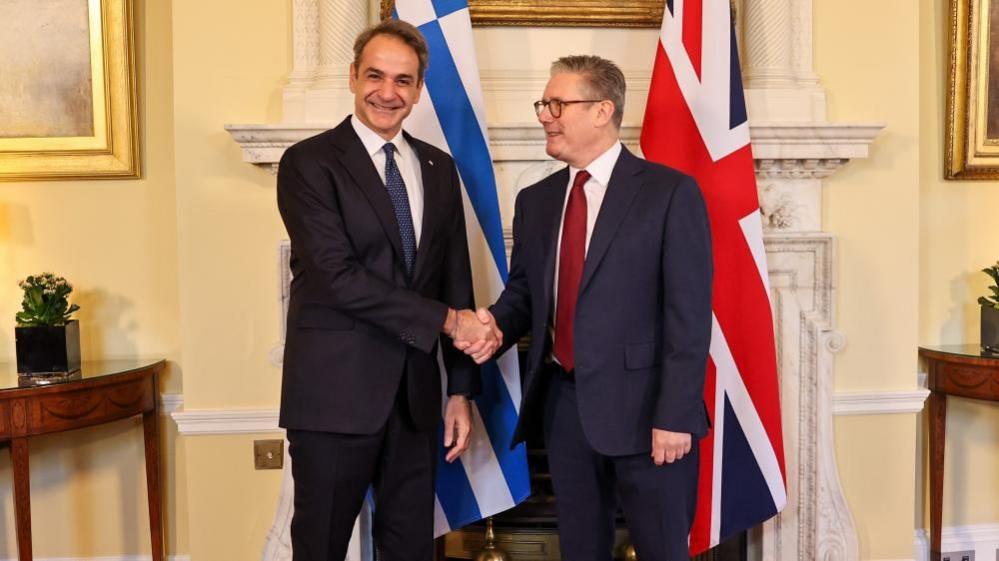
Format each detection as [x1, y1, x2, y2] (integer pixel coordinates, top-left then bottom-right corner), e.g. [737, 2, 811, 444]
[946, 0, 999, 179]
[0, 0, 139, 181]
[380, 0, 665, 28]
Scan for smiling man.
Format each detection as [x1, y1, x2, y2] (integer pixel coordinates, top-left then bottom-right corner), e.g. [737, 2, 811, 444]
[275, 20, 495, 561]
[469, 55, 714, 561]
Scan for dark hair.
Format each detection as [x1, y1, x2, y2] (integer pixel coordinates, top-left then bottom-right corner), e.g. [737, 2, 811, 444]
[353, 20, 429, 82]
[551, 55, 626, 128]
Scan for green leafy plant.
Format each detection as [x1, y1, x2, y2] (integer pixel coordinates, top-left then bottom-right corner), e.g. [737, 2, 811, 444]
[15, 273, 80, 327]
[978, 262, 999, 310]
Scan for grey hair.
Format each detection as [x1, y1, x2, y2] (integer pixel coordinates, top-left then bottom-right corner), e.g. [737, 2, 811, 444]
[550, 55, 626, 128]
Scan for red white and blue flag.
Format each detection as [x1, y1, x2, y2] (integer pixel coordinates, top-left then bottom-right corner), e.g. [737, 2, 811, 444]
[640, 0, 787, 554]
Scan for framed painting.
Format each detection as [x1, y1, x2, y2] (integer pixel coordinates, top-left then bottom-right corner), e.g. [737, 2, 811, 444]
[946, 0, 999, 179]
[0, 0, 139, 181]
[380, 0, 665, 28]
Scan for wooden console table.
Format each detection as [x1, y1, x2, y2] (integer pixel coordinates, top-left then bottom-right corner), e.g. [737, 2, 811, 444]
[0, 360, 165, 561]
[918, 345, 999, 561]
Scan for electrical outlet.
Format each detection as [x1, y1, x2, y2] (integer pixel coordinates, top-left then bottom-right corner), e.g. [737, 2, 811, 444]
[942, 550, 974, 561]
[254, 439, 284, 469]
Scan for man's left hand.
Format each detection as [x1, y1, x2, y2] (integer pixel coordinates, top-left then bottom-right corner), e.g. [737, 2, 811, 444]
[444, 395, 473, 463]
[651, 428, 691, 465]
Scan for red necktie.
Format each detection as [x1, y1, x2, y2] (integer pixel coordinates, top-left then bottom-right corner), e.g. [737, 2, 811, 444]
[553, 170, 590, 372]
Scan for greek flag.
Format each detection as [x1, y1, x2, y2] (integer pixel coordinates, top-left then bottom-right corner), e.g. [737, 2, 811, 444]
[393, 0, 531, 536]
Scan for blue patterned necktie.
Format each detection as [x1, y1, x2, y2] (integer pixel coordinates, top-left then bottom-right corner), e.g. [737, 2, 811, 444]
[382, 142, 417, 277]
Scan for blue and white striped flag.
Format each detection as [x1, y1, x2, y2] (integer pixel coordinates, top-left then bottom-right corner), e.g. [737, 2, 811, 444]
[393, 0, 531, 537]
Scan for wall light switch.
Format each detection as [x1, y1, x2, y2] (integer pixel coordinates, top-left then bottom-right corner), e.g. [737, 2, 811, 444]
[254, 439, 284, 470]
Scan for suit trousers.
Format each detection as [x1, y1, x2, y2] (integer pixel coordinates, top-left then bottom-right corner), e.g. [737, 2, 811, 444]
[287, 384, 437, 561]
[544, 371, 699, 561]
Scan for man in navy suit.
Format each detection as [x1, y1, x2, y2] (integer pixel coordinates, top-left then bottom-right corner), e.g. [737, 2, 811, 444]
[277, 20, 498, 561]
[466, 55, 713, 561]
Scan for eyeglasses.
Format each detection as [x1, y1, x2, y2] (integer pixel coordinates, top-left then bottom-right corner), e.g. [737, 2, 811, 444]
[533, 99, 603, 118]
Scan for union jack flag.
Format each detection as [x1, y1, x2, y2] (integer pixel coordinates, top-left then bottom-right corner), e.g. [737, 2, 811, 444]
[640, 0, 788, 554]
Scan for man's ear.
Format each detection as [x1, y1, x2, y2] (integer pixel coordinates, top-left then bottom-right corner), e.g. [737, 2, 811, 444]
[595, 100, 616, 127]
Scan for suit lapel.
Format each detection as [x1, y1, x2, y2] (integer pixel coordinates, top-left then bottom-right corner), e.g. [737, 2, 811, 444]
[579, 147, 644, 294]
[329, 118, 405, 267]
[409, 134, 440, 280]
[539, 168, 571, 318]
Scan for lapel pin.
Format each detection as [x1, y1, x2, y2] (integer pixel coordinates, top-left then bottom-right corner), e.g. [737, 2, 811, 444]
[428, 159, 434, 166]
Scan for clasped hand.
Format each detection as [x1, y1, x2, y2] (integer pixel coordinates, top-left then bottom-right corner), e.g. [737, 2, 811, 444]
[450, 308, 502, 364]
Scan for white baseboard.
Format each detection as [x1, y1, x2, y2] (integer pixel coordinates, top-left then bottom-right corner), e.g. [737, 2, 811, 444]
[915, 524, 999, 561]
[0, 556, 190, 561]
[915, 530, 929, 561]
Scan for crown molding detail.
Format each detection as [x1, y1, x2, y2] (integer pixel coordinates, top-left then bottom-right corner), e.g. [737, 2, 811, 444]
[832, 389, 929, 415]
[171, 409, 281, 436]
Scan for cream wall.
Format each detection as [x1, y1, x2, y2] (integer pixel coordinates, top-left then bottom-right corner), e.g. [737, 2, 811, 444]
[919, 0, 999, 529]
[0, 0, 186, 557]
[814, 0, 922, 558]
[170, 0, 289, 558]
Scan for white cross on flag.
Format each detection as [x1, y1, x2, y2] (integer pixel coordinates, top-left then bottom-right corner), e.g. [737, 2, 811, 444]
[640, 0, 788, 554]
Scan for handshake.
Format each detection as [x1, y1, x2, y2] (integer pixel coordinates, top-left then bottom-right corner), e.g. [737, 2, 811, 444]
[444, 308, 503, 364]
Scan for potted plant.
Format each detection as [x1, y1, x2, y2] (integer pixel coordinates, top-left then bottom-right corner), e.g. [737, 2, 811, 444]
[14, 273, 82, 374]
[978, 262, 999, 353]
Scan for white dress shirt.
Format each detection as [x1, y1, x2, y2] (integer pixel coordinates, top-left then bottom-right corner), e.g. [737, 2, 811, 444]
[552, 141, 623, 314]
[351, 115, 425, 246]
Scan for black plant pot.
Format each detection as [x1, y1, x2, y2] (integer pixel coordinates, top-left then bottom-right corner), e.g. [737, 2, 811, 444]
[982, 306, 999, 353]
[14, 320, 81, 374]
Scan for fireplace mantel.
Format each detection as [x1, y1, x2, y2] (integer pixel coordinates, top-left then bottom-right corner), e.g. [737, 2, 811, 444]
[226, 122, 882, 180]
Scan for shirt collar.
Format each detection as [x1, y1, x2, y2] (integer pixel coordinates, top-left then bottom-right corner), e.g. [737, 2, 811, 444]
[569, 141, 622, 188]
[351, 115, 407, 158]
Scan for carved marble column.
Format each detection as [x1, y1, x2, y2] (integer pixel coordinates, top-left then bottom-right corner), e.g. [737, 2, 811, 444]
[743, 0, 794, 88]
[741, 0, 826, 122]
[282, 0, 369, 122]
[285, 0, 319, 94]
[313, 0, 367, 87]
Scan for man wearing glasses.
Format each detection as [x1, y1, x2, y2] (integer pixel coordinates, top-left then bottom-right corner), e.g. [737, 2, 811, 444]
[463, 55, 713, 561]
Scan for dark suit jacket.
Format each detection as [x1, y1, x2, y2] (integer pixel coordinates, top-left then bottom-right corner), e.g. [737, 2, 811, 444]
[276, 116, 480, 435]
[491, 146, 712, 456]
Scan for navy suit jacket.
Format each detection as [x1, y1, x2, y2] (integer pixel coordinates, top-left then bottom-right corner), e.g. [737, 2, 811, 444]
[276, 116, 480, 435]
[491, 146, 713, 456]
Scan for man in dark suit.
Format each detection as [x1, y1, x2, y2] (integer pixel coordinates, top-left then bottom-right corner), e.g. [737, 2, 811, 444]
[467, 55, 713, 561]
[276, 20, 497, 561]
